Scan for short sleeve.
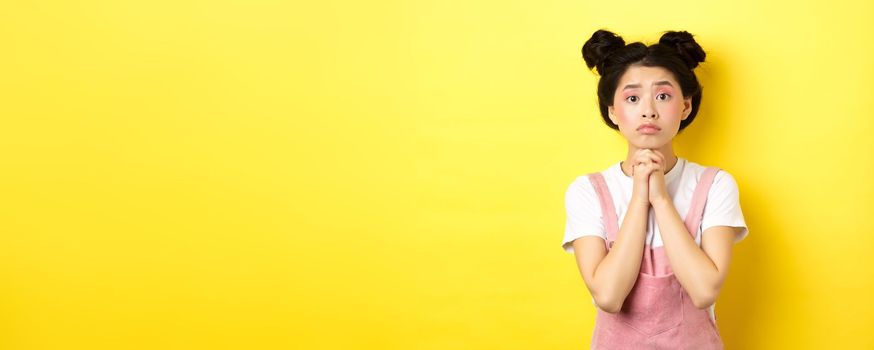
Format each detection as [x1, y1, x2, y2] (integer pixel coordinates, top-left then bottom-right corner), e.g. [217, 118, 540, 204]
[701, 170, 749, 243]
[562, 176, 606, 253]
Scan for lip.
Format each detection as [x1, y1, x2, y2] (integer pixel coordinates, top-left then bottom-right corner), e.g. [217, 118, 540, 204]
[637, 124, 661, 134]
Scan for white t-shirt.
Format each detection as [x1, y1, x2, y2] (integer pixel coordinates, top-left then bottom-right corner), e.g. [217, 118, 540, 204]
[561, 157, 749, 320]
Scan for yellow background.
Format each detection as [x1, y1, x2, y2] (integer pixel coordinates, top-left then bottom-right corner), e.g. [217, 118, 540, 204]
[1, 0, 872, 349]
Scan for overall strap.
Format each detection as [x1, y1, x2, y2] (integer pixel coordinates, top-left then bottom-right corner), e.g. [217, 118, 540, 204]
[684, 167, 721, 240]
[588, 172, 619, 249]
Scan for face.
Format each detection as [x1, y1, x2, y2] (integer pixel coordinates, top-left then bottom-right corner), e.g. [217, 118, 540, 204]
[607, 65, 693, 149]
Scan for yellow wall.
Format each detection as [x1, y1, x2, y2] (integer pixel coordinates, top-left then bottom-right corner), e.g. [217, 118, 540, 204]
[1, 0, 872, 349]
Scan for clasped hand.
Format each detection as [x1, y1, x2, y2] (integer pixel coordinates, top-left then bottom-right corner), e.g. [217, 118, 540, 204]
[628, 149, 671, 205]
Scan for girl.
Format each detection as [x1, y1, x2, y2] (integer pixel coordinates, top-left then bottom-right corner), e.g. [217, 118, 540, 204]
[561, 29, 749, 349]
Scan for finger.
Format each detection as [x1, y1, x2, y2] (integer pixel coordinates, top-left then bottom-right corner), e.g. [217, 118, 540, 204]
[636, 149, 653, 159]
[632, 163, 645, 176]
[635, 149, 656, 160]
[651, 150, 665, 165]
[634, 150, 655, 161]
[634, 153, 659, 165]
[650, 150, 664, 164]
[634, 162, 653, 173]
[635, 162, 655, 175]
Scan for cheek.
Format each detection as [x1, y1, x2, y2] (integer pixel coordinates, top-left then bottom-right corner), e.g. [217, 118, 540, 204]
[613, 104, 635, 123]
[659, 100, 682, 117]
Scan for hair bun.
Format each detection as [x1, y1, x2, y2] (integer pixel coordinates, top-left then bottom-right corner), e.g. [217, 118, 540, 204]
[658, 31, 706, 69]
[582, 29, 626, 75]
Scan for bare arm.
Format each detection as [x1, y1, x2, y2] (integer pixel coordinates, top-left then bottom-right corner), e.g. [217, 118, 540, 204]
[571, 149, 665, 313]
[572, 196, 650, 313]
[651, 197, 741, 309]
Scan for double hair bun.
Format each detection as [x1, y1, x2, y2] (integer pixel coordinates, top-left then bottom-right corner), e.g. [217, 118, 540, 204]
[582, 29, 706, 75]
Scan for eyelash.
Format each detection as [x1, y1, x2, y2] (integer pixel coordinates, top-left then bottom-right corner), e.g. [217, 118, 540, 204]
[625, 93, 671, 103]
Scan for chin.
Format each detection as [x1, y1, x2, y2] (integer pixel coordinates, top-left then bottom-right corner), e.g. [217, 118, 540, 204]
[631, 139, 669, 149]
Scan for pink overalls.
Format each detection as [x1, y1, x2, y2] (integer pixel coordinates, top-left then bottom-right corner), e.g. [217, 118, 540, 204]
[586, 167, 723, 349]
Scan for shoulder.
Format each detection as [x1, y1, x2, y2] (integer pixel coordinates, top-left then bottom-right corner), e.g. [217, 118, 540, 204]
[566, 162, 618, 192]
[564, 168, 611, 209]
[564, 162, 624, 205]
[565, 174, 596, 200]
[682, 159, 739, 191]
[685, 160, 737, 186]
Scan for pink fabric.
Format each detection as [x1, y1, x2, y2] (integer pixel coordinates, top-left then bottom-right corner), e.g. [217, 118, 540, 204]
[588, 173, 618, 249]
[586, 167, 723, 349]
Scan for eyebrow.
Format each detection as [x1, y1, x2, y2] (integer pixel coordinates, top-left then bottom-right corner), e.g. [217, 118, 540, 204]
[622, 81, 674, 90]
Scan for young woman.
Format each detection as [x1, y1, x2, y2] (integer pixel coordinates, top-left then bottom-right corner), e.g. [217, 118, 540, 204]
[561, 29, 749, 349]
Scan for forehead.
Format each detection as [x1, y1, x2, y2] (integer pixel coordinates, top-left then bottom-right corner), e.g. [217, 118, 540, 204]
[617, 65, 679, 88]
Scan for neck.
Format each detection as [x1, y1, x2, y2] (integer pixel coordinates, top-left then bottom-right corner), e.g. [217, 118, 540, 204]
[620, 143, 679, 177]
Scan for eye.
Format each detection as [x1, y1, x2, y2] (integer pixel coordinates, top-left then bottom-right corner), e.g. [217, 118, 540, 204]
[625, 95, 638, 103]
[656, 93, 670, 101]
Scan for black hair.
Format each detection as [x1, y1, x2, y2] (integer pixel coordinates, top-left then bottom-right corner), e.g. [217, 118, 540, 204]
[581, 29, 706, 132]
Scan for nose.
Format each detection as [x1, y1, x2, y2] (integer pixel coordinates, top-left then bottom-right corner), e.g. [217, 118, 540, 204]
[641, 97, 658, 119]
